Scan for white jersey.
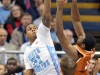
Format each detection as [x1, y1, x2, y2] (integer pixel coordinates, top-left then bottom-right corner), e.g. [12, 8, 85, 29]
[24, 22, 60, 75]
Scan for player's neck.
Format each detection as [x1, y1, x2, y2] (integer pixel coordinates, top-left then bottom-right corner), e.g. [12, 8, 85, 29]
[29, 39, 35, 44]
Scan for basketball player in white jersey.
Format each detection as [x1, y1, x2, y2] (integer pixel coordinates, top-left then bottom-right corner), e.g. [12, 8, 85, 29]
[24, 0, 60, 75]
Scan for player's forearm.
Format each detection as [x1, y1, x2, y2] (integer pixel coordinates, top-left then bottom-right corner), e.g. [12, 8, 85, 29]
[71, 0, 80, 22]
[71, 0, 85, 37]
[26, 69, 33, 75]
[56, 8, 64, 37]
[42, 0, 51, 28]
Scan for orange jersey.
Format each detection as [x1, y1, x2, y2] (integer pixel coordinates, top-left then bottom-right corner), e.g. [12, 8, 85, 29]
[74, 44, 95, 75]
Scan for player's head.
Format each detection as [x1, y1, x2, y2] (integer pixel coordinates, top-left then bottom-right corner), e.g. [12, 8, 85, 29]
[88, 58, 96, 72]
[6, 58, 17, 73]
[77, 33, 96, 51]
[1, 0, 13, 7]
[20, 13, 32, 28]
[60, 56, 76, 75]
[25, 24, 37, 42]
[64, 29, 74, 43]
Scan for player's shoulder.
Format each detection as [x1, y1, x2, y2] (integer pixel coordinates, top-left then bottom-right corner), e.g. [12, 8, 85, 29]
[24, 44, 31, 53]
[39, 22, 49, 29]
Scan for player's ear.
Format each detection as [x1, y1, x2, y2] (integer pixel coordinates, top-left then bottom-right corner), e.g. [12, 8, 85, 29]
[80, 44, 85, 49]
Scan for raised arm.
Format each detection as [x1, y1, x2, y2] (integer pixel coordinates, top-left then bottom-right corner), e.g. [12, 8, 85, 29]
[71, 0, 85, 38]
[56, 0, 65, 38]
[42, 0, 51, 28]
[56, 0, 78, 60]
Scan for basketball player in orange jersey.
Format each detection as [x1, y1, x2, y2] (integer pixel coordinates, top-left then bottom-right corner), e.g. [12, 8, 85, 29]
[56, 0, 96, 75]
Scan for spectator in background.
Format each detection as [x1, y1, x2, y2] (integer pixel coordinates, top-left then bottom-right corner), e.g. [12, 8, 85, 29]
[88, 58, 100, 75]
[11, 13, 32, 50]
[0, 63, 7, 75]
[64, 29, 75, 44]
[0, 0, 13, 26]
[4, 5, 24, 42]
[33, 3, 44, 27]
[26, 0, 43, 21]
[6, 58, 23, 75]
[26, 7, 39, 21]
[88, 58, 96, 75]
[0, 28, 18, 63]
[15, 0, 34, 11]
[34, 0, 43, 8]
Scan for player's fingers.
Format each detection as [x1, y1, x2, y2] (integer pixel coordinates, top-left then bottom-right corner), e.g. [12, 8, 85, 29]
[65, 0, 68, 3]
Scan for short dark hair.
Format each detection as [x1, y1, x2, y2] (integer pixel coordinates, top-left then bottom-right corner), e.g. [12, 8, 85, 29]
[60, 56, 76, 75]
[24, 23, 37, 34]
[24, 23, 31, 34]
[7, 58, 17, 64]
[0, 0, 13, 3]
[83, 33, 96, 51]
[21, 13, 32, 19]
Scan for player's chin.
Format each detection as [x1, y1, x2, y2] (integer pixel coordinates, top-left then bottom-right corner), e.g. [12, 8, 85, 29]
[32, 32, 36, 36]
[32, 32, 36, 35]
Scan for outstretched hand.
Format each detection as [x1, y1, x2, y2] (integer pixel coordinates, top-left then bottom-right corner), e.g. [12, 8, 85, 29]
[56, 0, 68, 8]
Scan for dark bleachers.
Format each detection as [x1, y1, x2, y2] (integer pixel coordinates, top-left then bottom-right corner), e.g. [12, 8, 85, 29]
[52, 0, 100, 2]
[51, 3, 100, 9]
[51, 8, 100, 15]
[63, 22, 100, 31]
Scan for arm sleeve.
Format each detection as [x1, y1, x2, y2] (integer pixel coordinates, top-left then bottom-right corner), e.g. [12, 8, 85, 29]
[37, 22, 53, 46]
[24, 59, 32, 69]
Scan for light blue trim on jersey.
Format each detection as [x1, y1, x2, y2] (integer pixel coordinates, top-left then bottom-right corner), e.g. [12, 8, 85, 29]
[47, 46, 60, 75]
